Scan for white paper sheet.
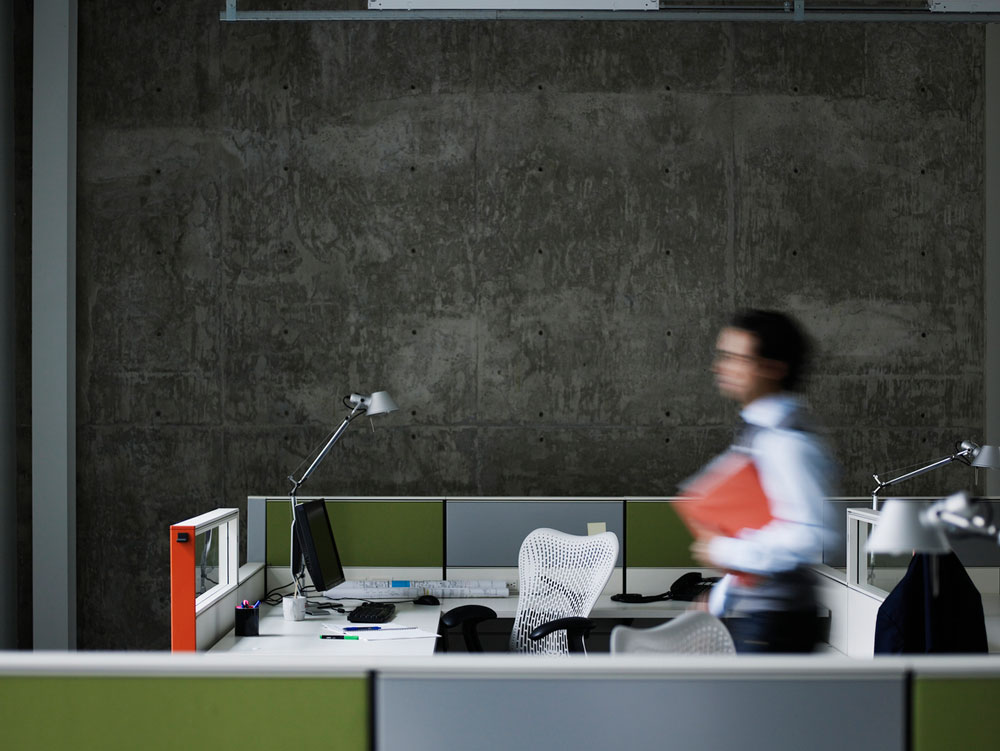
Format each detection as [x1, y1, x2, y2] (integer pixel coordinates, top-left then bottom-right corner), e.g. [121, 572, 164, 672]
[357, 629, 439, 641]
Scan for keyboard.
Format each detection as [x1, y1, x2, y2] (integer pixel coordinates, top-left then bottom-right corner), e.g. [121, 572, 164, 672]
[347, 602, 396, 623]
[326, 579, 511, 599]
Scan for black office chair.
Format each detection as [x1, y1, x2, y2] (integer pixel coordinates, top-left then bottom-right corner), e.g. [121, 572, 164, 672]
[441, 527, 619, 655]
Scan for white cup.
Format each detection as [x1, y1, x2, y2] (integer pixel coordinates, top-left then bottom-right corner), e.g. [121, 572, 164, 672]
[282, 595, 307, 621]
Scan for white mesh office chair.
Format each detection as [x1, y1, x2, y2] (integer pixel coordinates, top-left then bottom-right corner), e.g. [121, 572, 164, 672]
[442, 528, 620, 655]
[609, 610, 736, 655]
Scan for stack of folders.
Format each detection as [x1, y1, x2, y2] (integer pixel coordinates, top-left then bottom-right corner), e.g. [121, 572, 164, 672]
[324, 579, 510, 600]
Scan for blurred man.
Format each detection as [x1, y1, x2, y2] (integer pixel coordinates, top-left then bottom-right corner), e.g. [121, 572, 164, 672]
[685, 310, 837, 653]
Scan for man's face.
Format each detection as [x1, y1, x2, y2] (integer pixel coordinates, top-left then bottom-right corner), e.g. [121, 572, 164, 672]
[712, 327, 786, 407]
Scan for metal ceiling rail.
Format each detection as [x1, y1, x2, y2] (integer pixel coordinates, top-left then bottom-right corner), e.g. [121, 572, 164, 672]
[220, 0, 1000, 22]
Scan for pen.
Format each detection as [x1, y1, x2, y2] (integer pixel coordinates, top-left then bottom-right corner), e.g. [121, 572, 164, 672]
[321, 634, 359, 640]
[342, 626, 418, 632]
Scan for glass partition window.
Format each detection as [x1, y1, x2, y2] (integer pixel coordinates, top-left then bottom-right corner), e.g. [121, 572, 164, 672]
[186, 509, 239, 612]
[847, 508, 911, 596]
[195, 528, 221, 598]
[822, 498, 877, 571]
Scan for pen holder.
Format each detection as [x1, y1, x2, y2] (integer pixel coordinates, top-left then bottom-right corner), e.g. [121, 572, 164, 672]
[235, 605, 260, 637]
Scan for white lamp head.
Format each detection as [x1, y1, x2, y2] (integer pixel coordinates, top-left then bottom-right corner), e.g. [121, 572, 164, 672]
[349, 391, 399, 416]
[971, 444, 1000, 470]
[868, 499, 950, 555]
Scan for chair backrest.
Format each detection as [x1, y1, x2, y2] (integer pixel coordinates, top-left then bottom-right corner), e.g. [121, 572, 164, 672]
[609, 610, 736, 655]
[509, 528, 619, 655]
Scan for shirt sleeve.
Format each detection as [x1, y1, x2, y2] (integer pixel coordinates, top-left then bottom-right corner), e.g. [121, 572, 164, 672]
[706, 427, 835, 575]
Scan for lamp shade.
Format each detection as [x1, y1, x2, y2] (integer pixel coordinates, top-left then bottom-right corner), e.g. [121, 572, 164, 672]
[868, 500, 950, 555]
[971, 444, 1000, 469]
[364, 391, 398, 416]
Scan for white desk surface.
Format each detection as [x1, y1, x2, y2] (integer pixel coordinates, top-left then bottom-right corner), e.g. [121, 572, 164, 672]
[211, 595, 701, 655]
[211, 601, 442, 656]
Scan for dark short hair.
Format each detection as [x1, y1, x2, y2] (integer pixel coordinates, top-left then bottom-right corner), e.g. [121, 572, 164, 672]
[728, 309, 812, 391]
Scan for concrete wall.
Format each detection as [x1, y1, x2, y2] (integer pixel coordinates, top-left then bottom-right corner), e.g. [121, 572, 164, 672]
[40, 5, 985, 648]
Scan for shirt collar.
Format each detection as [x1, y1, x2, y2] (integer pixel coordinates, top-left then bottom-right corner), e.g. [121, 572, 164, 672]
[740, 392, 804, 428]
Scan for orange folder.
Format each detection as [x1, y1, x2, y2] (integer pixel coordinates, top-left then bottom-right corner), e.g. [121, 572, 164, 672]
[676, 452, 774, 538]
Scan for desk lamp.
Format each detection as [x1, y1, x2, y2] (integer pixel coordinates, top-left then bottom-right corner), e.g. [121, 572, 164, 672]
[870, 440, 1000, 509]
[286, 390, 398, 595]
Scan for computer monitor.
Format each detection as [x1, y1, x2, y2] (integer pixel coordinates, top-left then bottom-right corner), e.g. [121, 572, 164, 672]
[291, 500, 346, 592]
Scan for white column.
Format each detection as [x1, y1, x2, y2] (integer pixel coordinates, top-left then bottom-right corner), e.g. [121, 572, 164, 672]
[987, 25, 1000, 497]
[32, 1, 77, 649]
[0, 0, 15, 649]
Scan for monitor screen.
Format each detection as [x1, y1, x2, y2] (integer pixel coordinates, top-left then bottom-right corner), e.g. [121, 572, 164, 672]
[292, 500, 346, 592]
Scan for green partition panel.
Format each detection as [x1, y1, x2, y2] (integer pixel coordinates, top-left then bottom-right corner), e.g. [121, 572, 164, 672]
[626, 501, 697, 567]
[267, 500, 443, 567]
[0, 676, 367, 751]
[913, 677, 1000, 751]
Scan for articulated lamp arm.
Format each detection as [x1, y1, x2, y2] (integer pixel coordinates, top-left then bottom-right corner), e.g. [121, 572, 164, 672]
[288, 407, 360, 503]
[285, 390, 398, 595]
[871, 440, 989, 509]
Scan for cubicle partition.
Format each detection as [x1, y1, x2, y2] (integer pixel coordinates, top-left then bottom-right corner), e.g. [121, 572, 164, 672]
[2, 653, 998, 751]
[244, 495, 1000, 656]
[251, 495, 969, 581]
[170, 508, 266, 652]
[376, 658, 907, 751]
[0, 654, 368, 751]
[252, 496, 447, 582]
[249, 495, 705, 595]
[912, 661, 1000, 751]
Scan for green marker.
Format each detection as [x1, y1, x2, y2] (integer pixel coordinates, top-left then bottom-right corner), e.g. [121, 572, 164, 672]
[320, 634, 359, 640]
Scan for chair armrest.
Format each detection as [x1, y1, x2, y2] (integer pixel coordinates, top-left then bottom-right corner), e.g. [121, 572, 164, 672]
[529, 616, 595, 653]
[441, 605, 497, 652]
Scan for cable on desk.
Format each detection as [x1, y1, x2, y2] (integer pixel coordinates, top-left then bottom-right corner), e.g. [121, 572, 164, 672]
[263, 582, 418, 608]
[262, 581, 297, 606]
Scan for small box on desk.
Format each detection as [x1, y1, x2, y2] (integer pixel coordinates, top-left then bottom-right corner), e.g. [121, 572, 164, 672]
[235, 604, 260, 636]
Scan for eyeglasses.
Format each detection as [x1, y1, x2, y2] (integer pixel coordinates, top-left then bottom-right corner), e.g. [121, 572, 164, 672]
[713, 348, 760, 364]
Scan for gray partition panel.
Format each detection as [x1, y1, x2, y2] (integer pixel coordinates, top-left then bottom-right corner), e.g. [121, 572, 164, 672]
[376, 675, 905, 751]
[446, 500, 624, 567]
[247, 496, 266, 564]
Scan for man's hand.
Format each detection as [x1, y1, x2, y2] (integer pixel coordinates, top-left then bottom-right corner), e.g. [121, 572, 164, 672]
[690, 539, 717, 567]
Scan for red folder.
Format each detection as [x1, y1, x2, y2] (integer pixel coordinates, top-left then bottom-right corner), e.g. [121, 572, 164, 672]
[676, 452, 774, 538]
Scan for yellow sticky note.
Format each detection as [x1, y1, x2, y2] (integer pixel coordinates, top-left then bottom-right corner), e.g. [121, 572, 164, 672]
[587, 522, 607, 536]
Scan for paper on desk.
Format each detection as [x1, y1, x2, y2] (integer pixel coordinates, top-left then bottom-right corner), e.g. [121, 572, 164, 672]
[322, 623, 428, 634]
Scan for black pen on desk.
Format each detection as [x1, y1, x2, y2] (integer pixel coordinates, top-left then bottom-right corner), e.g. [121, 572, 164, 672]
[342, 626, 417, 632]
[321, 634, 359, 640]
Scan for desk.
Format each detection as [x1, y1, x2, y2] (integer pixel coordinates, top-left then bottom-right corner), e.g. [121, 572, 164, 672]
[211, 601, 442, 656]
[210, 595, 693, 656]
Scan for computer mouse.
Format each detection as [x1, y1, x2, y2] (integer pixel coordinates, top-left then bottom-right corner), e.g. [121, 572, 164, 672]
[414, 594, 440, 606]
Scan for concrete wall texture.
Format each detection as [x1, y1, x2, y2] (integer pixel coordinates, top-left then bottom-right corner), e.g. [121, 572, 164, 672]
[61, 4, 984, 648]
